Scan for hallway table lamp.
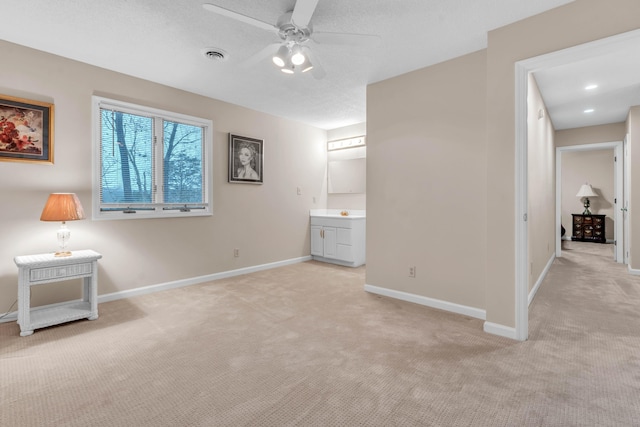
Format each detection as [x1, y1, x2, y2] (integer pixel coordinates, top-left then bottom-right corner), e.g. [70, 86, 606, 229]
[576, 183, 598, 215]
[40, 193, 86, 257]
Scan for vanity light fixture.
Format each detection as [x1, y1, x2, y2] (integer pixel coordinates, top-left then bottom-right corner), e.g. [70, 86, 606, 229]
[328, 136, 366, 151]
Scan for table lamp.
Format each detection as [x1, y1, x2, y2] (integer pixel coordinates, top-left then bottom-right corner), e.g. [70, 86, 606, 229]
[40, 193, 86, 256]
[576, 183, 597, 215]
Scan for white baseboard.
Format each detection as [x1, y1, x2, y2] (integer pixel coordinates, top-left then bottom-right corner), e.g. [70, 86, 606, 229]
[528, 253, 555, 306]
[363, 283, 486, 320]
[0, 256, 312, 324]
[628, 266, 640, 276]
[483, 321, 517, 340]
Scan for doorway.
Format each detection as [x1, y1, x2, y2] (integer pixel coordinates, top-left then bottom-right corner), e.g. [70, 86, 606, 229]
[556, 142, 624, 263]
[514, 29, 640, 341]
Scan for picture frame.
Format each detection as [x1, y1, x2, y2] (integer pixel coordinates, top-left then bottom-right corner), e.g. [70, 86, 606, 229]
[228, 134, 263, 184]
[0, 94, 54, 164]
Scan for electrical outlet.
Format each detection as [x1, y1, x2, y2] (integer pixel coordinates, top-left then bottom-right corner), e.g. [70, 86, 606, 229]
[408, 266, 416, 278]
[234, 248, 240, 257]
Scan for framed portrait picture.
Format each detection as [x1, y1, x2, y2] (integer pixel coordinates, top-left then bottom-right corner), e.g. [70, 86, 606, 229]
[228, 134, 263, 184]
[0, 95, 54, 164]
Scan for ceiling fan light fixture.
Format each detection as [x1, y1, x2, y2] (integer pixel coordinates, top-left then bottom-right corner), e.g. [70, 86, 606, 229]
[291, 45, 306, 65]
[301, 60, 313, 73]
[272, 45, 289, 68]
[281, 66, 295, 74]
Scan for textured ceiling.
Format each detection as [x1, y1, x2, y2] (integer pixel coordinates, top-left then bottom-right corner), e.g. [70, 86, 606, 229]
[0, 0, 593, 130]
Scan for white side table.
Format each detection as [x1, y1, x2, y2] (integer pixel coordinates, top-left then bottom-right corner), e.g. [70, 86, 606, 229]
[14, 250, 102, 337]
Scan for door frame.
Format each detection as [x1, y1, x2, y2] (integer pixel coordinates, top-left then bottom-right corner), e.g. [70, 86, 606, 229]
[555, 142, 624, 261]
[624, 134, 630, 264]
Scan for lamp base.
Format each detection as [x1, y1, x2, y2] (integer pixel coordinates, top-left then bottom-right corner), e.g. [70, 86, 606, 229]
[54, 251, 72, 257]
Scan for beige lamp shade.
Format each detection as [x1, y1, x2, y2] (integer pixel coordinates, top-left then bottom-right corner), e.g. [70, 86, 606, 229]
[40, 193, 86, 222]
[576, 184, 598, 198]
[576, 183, 597, 215]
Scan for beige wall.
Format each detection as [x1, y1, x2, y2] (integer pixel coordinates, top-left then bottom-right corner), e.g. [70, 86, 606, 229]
[561, 150, 615, 240]
[628, 106, 640, 270]
[556, 123, 627, 147]
[0, 40, 327, 309]
[367, 50, 487, 310]
[527, 75, 555, 292]
[486, 0, 640, 328]
[327, 123, 366, 210]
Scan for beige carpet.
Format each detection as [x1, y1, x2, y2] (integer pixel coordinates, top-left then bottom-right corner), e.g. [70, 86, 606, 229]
[2, 242, 640, 426]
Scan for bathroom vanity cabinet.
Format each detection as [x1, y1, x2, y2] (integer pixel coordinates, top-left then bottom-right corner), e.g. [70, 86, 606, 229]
[310, 214, 365, 267]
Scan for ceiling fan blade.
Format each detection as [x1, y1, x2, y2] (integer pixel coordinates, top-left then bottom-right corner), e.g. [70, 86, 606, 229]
[291, 0, 319, 28]
[202, 3, 277, 33]
[239, 43, 282, 69]
[312, 32, 381, 47]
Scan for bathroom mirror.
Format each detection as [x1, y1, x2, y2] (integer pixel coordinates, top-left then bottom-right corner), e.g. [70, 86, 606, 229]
[328, 158, 366, 194]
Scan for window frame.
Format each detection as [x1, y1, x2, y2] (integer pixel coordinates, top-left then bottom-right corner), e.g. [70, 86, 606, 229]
[92, 96, 213, 220]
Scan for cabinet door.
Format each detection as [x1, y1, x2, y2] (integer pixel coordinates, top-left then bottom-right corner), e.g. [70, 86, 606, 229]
[323, 227, 338, 259]
[310, 225, 324, 256]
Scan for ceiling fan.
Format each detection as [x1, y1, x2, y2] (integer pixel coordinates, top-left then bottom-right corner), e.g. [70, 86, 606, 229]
[202, 0, 379, 79]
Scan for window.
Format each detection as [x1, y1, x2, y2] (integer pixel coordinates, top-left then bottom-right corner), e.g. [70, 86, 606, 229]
[92, 96, 212, 219]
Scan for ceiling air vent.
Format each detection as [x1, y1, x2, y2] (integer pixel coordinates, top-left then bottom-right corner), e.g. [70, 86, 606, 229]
[202, 48, 228, 61]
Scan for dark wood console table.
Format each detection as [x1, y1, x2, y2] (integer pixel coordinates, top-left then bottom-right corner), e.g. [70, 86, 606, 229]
[572, 214, 606, 243]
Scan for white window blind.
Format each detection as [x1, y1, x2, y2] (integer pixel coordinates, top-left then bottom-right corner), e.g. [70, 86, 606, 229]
[92, 96, 212, 219]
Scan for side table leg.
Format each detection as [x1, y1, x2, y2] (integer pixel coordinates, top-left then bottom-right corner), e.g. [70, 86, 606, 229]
[86, 263, 99, 321]
[17, 269, 33, 337]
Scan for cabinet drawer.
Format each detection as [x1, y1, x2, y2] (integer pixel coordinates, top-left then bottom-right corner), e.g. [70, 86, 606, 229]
[30, 263, 93, 282]
[336, 228, 352, 245]
[336, 244, 353, 262]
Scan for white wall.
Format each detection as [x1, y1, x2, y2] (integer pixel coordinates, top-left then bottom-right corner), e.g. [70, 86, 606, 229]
[0, 40, 327, 310]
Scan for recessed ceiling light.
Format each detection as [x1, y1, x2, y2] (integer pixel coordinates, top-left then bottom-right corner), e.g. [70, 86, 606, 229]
[584, 108, 595, 113]
[585, 84, 598, 90]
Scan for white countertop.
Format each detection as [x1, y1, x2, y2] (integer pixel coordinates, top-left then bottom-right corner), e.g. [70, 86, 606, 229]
[309, 209, 366, 218]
